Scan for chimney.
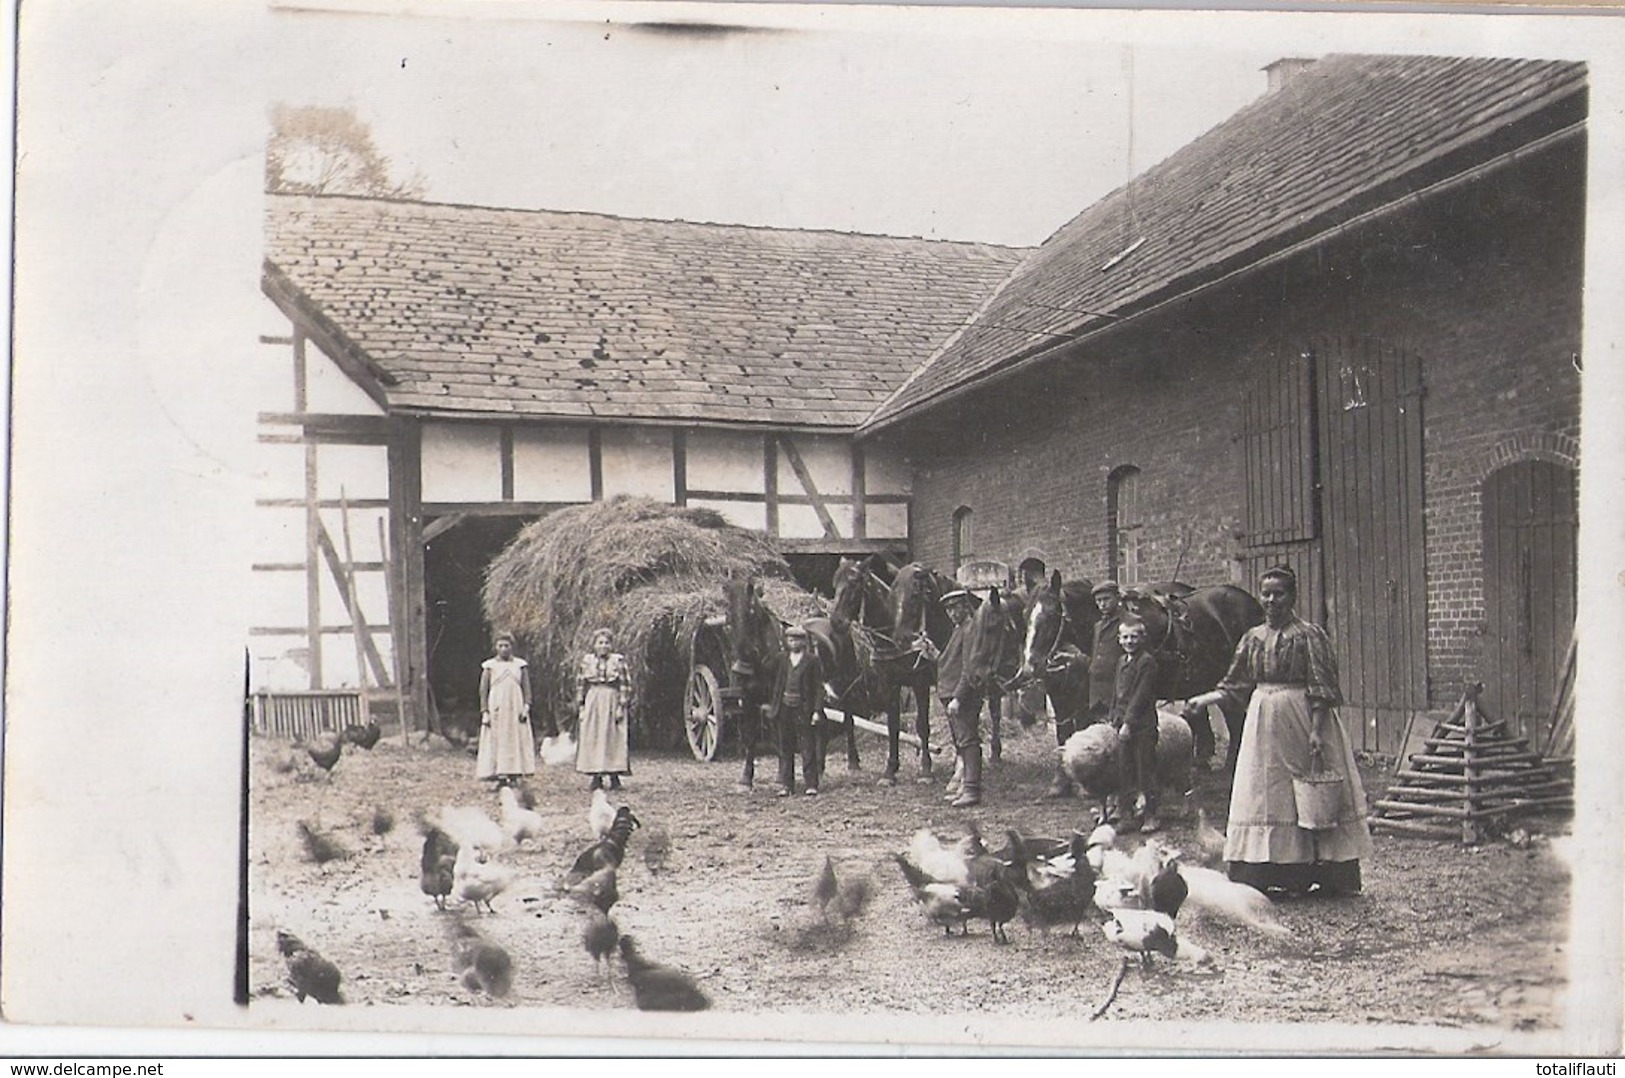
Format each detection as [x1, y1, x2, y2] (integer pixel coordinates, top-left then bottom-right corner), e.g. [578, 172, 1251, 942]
[1263, 57, 1316, 94]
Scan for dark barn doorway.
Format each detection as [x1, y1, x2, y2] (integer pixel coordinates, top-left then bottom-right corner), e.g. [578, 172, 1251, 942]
[424, 516, 529, 726]
[1482, 460, 1578, 737]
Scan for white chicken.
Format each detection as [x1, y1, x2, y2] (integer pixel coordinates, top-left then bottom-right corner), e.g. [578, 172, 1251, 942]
[538, 732, 577, 767]
[1103, 908, 1214, 967]
[497, 786, 545, 849]
[435, 805, 507, 858]
[452, 842, 517, 914]
[1178, 864, 1290, 940]
[906, 829, 972, 887]
[588, 788, 617, 843]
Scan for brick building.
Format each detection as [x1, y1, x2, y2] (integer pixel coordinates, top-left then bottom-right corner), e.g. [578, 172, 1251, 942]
[861, 55, 1587, 750]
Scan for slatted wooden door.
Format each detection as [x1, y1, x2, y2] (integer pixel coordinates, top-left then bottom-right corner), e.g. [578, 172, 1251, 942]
[1314, 336, 1428, 752]
[1242, 348, 1323, 623]
[1482, 460, 1578, 738]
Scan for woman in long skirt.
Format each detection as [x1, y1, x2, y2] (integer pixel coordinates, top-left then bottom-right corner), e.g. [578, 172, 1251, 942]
[1187, 565, 1373, 896]
[476, 632, 535, 787]
[576, 628, 632, 791]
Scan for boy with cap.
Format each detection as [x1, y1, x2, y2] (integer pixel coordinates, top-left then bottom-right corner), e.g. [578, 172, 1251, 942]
[1086, 580, 1125, 726]
[1107, 616, 1162, 832]
[765, 623, 827, 796]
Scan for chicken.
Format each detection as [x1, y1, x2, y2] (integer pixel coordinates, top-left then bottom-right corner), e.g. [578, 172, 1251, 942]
[812, 856, 839, 916]
[538, 731, 577, 767]
[449, 919, 514, 997]
[497, 786, 545, 849]
[342, 721, 382, 751]
[588, 788, 617, 842]
[297, 820, 349, 864]
[1178, 864, 1290, 940]
[1102, 908, 1179, 965]
[1007, 830, 1099, 937]
[563, 806, 640, 885]
[829, 873, 874, 923]
[960, 831, 1021, 945]
[618, 936, 711, 1011]
[568, 864, 619, 915]
[433, 805, 507, 857]
[1194, 808, 1227, 866]
[1149, 851, 1189, 920]
[894, 853, 975, 935]
[905, 829, 971, 887]
[275, 929, 345, 1004]
[452, 842, 516, 913]
[302, 730, 343, 778]
[420, 825, 459, 910]
[581, 908, 620, 974]
[370, 806, 396, 836]
[1093, 877, 1140, 912]
[641, 824, 672, 875]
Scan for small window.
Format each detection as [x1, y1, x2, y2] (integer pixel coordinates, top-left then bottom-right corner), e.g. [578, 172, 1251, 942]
[952, 505, 973, 571]
[1108, 466, 1142, 585]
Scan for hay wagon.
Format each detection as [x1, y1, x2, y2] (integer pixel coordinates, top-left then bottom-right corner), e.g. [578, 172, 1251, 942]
[682, 614, 749, 762]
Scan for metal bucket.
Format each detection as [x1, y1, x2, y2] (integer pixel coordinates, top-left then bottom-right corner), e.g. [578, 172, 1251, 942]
[1293, 750, 1346, 830]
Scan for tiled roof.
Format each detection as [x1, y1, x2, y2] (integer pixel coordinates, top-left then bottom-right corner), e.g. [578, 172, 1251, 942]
[863, 54, 1587, 430]
[264, 194, 1025, 428]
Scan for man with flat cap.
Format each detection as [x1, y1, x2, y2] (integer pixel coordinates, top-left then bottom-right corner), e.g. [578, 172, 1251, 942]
[766, 623, 827, 797]
[1086, 580, 1126, 727]
[933, 588, 988, 808]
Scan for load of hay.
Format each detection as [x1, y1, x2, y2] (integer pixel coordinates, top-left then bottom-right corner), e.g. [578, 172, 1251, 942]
[482, 496, 832, 749]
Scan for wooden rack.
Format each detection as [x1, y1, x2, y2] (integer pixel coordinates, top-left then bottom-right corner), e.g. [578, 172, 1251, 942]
[1371, 682, 1572, 844]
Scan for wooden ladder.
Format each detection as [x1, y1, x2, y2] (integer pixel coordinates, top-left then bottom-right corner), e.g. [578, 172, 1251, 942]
[1370, 682, 1573, 844]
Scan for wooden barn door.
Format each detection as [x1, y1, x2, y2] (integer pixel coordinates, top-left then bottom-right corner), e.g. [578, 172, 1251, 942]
[1242, 348, 1324, 625]
[1314, 336, 1428, 753]
[1482, 461, 1577, 738]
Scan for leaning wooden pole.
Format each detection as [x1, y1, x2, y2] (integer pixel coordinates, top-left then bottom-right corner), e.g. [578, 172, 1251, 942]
[379, 516, 410, 747]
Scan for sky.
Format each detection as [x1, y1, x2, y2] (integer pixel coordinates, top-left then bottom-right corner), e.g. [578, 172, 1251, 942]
[266, 2, 1284, 246]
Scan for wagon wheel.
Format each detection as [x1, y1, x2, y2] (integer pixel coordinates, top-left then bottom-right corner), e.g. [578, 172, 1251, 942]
[686, 663, 723, 762]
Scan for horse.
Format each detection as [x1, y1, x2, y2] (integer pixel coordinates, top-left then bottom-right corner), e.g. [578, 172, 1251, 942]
[830, 555, 956, 783]
[722, 574, 863, 786]
[1011, 571, 1100, 754]
[1126, 582, 1264, 772]
[939, 584, 1027, 802]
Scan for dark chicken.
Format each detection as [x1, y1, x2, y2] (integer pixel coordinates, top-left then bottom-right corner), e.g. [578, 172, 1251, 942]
[618, 935, 711, 1011]
[275, 929, 345, 1004]
[419, 826, 459, 910]
[450, 920, 514, 997]
[564, 806, 640, 885]
[303, 731, 343, 777]
[1007, 829, 1099, 937]
[342, 721, 382, 750]
[297, 820, 349, 864]
[581, 908, 620, 973]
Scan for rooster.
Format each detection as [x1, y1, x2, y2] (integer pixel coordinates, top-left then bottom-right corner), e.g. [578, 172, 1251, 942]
[342, 721, 382, 750]
[497, 786, 545, 849]
[452, 842, 516, 914]
[275, 929, 345, 1004]
[618, 936, 711, 1011]
[588, 788, 617, 842]
[1006, 830, 1099, 937]
[564, 806, 640, 885]
[420, 825, 459, 910]
[449, 919, 514, 997]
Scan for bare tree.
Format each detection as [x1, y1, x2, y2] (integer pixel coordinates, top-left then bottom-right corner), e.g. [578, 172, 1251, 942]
[266, 103, 427, 199]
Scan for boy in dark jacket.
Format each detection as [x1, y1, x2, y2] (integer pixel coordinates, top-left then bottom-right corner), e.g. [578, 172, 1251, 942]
[1108, 617, 1162, 832]
[765, 624, 827, 797]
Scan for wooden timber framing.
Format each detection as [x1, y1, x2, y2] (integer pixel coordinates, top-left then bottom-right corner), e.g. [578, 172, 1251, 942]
[388, 416, 430, 734]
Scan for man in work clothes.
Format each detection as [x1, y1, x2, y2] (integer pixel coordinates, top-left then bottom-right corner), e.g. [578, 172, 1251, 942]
[1086, 580, 1126, 726]
[934, 589, 987, 808]
[766, 624, 827, 797]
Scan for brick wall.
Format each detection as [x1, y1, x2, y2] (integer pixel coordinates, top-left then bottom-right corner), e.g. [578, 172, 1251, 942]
[887, 138, 1584, 714]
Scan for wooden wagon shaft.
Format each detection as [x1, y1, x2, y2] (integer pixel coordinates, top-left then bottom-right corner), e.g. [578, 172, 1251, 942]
[817, 706, 944, 755]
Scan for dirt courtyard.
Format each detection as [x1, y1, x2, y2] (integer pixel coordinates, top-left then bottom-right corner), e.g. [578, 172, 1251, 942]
[248, 714, 1571, 1034]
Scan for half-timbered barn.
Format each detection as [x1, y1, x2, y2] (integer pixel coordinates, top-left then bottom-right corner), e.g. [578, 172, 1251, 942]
[861, 54, 1587, 751]
[251, 193, 1023, 731]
